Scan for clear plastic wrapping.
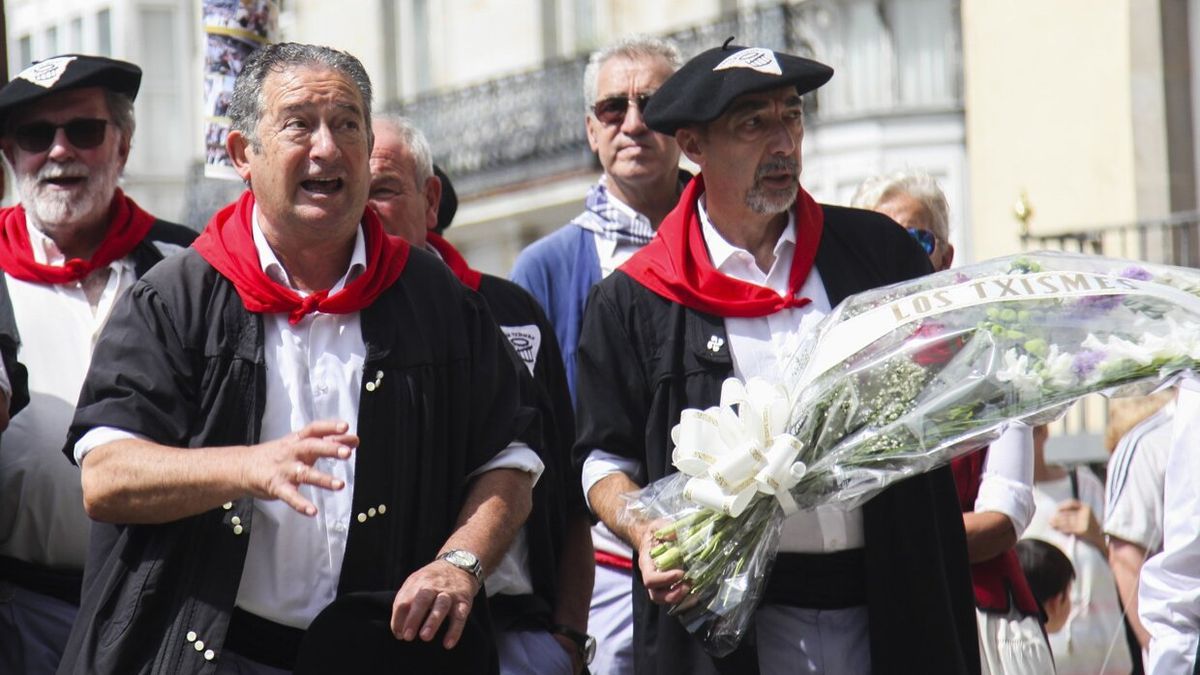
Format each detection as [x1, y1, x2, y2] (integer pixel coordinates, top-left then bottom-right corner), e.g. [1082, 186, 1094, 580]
[626, 252, 1200, 655]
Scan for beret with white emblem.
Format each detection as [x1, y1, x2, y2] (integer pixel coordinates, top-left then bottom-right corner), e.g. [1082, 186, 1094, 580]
[643, 39, 833, 135]
[0, 54, 141, 128]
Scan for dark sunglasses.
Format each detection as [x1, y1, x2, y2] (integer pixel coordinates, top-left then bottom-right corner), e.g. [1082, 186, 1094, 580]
[12, 118, 112, 153]
[592, 93, 652, 126]
[907, 227, 937, 255]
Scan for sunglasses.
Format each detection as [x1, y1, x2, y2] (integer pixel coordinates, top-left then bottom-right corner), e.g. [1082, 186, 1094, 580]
[592, 93, 652, 126]
[12, 118, 112, 153]
[907, 227, 937, 255]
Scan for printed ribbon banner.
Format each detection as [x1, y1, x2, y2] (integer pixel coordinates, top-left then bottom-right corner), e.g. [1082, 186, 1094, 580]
[203, 0, 276, 179]
[798, 269, 1200, 390]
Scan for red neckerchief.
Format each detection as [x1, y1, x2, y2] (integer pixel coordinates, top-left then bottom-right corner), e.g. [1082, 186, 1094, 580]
[193, 190, 410, 325]
[0, 189, 156, 284]
[618, 174, 824, 318]
[426, 231, 482, 291]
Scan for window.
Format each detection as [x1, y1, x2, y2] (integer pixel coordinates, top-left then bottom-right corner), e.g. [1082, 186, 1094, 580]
[17, 35, 32, 69]
[69, 17, 83, 52]
[98, 9, 112, 56]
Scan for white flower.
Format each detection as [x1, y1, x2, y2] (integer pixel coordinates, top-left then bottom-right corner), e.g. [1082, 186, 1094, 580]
[1083, 323, 1194, 367]
[1040, 345, 1076, 390]
[996, 348, 1044, 399]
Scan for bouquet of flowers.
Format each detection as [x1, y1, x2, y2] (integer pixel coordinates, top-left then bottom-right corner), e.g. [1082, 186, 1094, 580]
[626, 252, 1200, 656]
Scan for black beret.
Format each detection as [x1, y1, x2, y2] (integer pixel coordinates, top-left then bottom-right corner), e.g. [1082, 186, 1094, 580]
[643, 42, 833, 135]
[294, 591, 498, 675]
[433, 164, 458, 233]
[0, 54, 141, 127]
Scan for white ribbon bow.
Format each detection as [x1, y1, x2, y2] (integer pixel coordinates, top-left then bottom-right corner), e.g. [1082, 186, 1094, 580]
[670, 377, 808, 517]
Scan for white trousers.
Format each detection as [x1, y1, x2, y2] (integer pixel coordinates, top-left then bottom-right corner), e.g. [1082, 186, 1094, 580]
[589, 563, 635, 675]
[755, 604, 871, 675]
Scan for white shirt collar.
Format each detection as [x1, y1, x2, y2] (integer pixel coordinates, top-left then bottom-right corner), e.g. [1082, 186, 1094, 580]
[25, 219, 132, 271]
[250, 206, 367, 296]
[696, 197, 796, 276]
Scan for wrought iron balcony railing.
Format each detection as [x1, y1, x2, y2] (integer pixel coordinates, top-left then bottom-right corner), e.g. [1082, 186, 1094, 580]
[395, 0, 963, 197]
[1020, 211, 1200, 267]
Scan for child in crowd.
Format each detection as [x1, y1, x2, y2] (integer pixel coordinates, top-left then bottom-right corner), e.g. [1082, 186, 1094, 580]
[1018, 538, 1076, 634]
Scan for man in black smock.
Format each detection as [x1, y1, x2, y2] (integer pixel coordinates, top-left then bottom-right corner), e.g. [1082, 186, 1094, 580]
[576, 43, 978, 675]
[58, 44, 540, 675]
[368, 114, 594, 674]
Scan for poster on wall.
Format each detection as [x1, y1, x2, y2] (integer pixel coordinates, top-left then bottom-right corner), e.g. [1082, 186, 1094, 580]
[203, 0, 276, 179]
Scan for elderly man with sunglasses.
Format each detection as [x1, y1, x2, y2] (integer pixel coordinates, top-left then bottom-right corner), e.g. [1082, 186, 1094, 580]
[0, 54, 195, 675]
[510, 34, 687, 675]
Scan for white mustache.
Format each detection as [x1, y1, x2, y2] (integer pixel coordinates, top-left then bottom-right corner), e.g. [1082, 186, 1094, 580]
[37, 163, 89, 182]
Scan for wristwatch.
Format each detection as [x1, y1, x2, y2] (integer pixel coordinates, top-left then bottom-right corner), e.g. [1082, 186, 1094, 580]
[437, 549, 483, 583]
[551, 624, 596, 666]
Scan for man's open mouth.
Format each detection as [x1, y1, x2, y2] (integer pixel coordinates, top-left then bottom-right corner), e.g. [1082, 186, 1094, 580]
[301, 177, 344, 194]
[42, 175, 87, 188]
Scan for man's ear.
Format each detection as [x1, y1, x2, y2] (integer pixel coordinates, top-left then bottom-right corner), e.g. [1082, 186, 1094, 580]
[585, 115, 600, 153]
[424, 175, 443, 232]
[675, 127, 704, 167]
[942, 242, 956, 270]
[226, 129, 254, 184]
[115, 130, 132, 170]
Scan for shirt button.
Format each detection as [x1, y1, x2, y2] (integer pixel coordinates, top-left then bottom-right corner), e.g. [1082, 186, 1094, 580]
[222, 502, 233, 510]
[231, 516, 241, 526]
[194, 641, 205, 651]
[186, 631, 197, 642]
[204, 649, 215, 661]
[233, 525, 244, 535]
[357, 513, 367, 523]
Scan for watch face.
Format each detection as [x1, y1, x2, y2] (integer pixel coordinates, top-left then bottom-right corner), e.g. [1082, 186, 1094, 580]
[585, 636, 597, 664]
[448, 550, 477, 567]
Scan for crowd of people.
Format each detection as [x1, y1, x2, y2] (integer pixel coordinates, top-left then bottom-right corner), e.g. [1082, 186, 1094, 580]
[0, 33, 1195, 675]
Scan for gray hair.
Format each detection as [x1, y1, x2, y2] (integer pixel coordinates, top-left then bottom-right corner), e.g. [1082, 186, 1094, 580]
[851, 170, 950, 243]
[228, 42, 373, 151]
[583, 35, 682, 113]
[103, 90, 135, 143]
[373, 113, 433, 187]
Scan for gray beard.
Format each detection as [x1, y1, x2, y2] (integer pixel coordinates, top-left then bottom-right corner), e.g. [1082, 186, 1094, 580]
[17, 160, 120, 234]
[745, 182, 798, 215]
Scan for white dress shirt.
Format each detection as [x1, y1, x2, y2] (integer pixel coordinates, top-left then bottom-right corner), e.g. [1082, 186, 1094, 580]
[974, 424, 1036, 535]
[77, 209, 542, 629]
[1140, 381, 1200, 674]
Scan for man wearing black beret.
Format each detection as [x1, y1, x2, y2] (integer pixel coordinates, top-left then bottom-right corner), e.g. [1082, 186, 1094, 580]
[0, 54, 195, 675]
[576, 42, 978, 674]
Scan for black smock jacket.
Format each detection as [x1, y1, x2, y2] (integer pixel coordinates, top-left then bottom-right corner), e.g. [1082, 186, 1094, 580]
[474, 273, 585, 628]
[575, 206, 979, 675]
[58, 247, 540, 675]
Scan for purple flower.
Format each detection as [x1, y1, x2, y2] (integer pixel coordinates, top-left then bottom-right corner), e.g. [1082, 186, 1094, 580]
[1072, 349, 1105, 378]
[1075, 295, 1122, 311]
[1120, 266, 1152, 281]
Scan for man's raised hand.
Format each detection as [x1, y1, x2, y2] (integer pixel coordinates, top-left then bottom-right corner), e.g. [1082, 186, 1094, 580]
[243, 420, 358, 516]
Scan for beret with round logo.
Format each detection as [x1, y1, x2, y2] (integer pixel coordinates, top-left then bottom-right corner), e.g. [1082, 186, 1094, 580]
[643, 40, 833, 135]
[0, 54, 141, 127]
